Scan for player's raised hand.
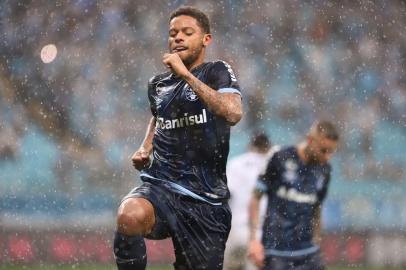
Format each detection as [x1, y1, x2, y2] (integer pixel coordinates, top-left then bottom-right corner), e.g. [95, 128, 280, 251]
[131, 148, 151, 171]
[247, 239, 265, 268]
[163, 53, 189, 78]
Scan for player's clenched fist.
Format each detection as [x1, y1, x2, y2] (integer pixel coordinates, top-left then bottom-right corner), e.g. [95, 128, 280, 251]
[163, 53, 189, 78]
[248, 239, 265, 268]
[131, 148, 151, 171]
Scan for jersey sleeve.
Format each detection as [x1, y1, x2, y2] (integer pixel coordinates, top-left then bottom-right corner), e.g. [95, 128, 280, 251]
[207, 61, 241, 96]
[147, 77, 157, 117]
[254, 151, 280, 194]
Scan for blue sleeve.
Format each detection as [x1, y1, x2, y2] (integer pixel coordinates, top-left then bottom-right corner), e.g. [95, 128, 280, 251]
[147, 78, 157, 117]
[317, 166, 331, 203]
[255, 152, 280, 194]
[207, 61, 241, 96]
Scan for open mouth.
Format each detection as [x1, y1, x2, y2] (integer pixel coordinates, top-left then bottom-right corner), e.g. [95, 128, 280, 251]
[172, 46, 187, 53]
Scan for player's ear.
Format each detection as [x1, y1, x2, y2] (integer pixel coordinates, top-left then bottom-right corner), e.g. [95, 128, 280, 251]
[202, 33, 212, 47]
[307, 135, 313, 145]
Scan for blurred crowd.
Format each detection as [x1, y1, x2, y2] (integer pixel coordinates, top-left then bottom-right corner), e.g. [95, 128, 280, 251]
[0, 0, 405, 199]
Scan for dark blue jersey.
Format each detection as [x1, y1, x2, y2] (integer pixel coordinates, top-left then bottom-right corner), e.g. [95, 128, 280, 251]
[141, 60, 241, 204]
[255, 146, 331, 256]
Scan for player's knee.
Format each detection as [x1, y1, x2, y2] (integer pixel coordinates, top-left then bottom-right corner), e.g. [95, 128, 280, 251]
[116, 198, 154, 235]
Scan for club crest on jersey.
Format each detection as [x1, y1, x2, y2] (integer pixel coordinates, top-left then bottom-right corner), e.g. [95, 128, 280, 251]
[185, 87, 199, 101]
[283, 159, 298, 183]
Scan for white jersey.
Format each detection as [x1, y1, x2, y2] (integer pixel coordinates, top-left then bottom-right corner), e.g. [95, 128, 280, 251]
[227, 147, 279, 245]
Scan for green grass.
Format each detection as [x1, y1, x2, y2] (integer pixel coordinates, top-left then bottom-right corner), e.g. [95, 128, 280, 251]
[0, 265, 170, 270]
[328, 267, 406, 270]
[1, 265, 406, 270]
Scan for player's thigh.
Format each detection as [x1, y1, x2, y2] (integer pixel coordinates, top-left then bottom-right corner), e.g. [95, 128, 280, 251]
[264, 252, 325, 270]
[171, 200, 232, 270]
[172, 230, 229, 270]
[263, 256, 291, 270]
[296, 252, 325, 270]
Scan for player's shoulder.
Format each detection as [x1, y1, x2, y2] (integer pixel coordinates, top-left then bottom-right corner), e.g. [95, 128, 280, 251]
[148, 71, 172, 85]
[273, 145, 294, 158]
[205, 60, 238, 83]
[322, 162, 332, 175]
[208, 59, 235, 71]
[267, 146, 298, 166]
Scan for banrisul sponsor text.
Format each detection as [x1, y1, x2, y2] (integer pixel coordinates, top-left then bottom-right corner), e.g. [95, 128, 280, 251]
[156, 109, 207, 130]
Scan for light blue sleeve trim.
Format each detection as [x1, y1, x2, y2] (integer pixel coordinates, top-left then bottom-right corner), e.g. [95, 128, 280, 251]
[218, 87, 241, 95]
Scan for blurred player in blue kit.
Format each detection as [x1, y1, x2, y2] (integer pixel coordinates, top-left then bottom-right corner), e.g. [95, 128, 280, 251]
[248, 121, 339, 270]
[113, 6, 242, 270]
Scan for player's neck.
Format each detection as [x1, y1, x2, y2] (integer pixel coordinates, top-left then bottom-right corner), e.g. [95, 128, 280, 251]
[187, 53, 205, 71]
[297, 142, 309, 164]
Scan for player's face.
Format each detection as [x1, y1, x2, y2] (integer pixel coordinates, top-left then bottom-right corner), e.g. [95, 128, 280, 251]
[307, 134, 338, 164]
[168, 15, 211, 67]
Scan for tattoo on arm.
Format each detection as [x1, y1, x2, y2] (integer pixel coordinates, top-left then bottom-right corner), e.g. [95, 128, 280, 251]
[186, 73, 242, 124]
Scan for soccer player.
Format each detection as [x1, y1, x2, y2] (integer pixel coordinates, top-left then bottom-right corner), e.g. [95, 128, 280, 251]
[248, 121, 339, 270]
[113, 6, 242, 270]
[224, 132, 272, 270]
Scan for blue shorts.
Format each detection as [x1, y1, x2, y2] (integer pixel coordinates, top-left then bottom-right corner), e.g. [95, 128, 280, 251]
[263, 251, 324, 270]
[123, 182, 232, 270]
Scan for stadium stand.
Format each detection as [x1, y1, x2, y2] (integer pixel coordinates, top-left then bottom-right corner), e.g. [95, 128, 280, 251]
[0, 0, 405, 266]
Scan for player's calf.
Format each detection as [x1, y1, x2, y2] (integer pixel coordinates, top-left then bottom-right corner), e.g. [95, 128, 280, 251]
[114, 231, 147, 270]
[114, 198, 156, 270]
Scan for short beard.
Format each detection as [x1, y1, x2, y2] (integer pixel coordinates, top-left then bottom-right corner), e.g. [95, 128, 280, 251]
[182, 47, 202, 68]
[304, 146, 319, 165]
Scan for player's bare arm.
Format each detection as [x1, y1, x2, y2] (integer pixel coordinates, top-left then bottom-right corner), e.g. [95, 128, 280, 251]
[131, 117, 156, 171]
[247, 190, 265, 268]
[163, 53, 242, 125]
[248, 190, 263, 241]
[312, 205, 322, 245]
[185, 73, 242, 125]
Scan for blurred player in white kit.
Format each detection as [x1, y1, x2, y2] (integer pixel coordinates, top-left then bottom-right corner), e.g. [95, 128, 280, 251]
[224, 132, 275, 270]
